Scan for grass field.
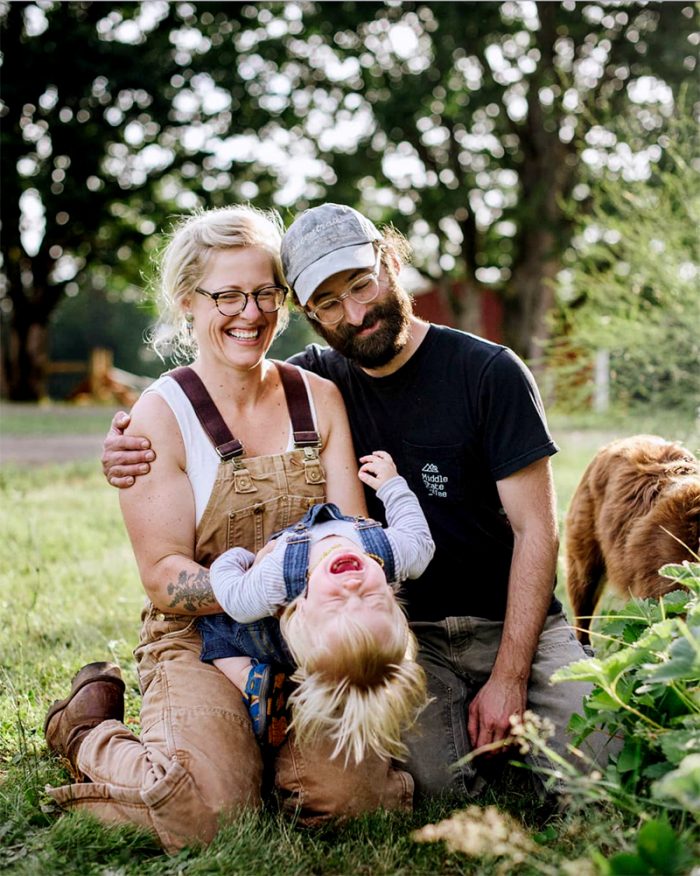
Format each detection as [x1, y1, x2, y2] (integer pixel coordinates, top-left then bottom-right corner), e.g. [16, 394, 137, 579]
[0, 402, 117, 436]
[1, 407, 698, 874]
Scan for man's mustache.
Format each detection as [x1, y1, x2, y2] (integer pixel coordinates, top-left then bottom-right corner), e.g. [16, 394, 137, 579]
[339, 306, 385, 339]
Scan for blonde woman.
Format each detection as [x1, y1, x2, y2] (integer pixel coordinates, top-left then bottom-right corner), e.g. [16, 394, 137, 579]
[44, 206, 414, 854]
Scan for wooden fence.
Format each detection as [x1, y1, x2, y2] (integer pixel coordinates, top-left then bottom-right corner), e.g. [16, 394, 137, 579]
[48, 348, 152, 406]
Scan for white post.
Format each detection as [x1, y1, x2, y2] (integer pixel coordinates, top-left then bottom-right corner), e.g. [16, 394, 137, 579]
[594, 349, 610, 413]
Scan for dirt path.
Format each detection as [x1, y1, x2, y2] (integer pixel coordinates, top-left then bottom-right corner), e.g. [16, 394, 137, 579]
[0, 433, 105, 465]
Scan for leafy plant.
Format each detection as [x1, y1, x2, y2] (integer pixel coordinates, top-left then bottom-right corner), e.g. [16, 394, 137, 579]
[553, 561, 700, 820]
[596, 818, 693, 876]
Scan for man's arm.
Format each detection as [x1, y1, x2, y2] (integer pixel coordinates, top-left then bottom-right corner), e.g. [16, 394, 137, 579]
[102, 411, 155, 487]
[101, 347, 331, 489]
[467, 457, 559, 753]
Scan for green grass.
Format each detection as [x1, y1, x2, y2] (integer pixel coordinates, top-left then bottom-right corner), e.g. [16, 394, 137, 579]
[0, 403, 117, 436]
[1, 408, 698, 873]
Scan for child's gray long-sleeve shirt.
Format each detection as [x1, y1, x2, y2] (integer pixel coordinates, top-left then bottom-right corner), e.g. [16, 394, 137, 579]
[210, 475, 434, 624]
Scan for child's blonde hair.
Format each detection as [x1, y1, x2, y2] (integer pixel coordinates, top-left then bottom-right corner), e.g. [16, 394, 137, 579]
[280, 598, 428, 765]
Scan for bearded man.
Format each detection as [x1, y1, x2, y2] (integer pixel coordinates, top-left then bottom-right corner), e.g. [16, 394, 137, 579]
[102, 203, 615, 800]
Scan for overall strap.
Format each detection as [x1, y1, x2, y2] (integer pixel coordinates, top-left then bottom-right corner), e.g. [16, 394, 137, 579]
[168, 367, 244, 461]
[282, 532, 311, 602]
[275, 361, 321, 448]
[357, 522, 397, 584]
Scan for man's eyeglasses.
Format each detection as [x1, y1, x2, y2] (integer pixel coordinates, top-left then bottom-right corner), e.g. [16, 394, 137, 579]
[306, 248, 384, 326]
[194, 285, 288, 317]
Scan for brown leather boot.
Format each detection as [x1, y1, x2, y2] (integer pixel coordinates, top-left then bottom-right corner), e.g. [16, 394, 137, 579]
[44, 661, 125, 781]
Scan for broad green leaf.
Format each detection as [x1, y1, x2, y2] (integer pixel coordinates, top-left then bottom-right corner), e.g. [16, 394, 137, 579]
[606, 852, 652, 874]
[617, 738, 643, 774]
[660, 727, 700, 765]
[631, 691, 657, 708]
[636, 820, 684, 874]
[600, 646, 653, 677]
[652, 754, 700, 817]
[552, 657, 606, 684]
[633, 619, 681, 653]
[643, 638, 700, 683]
[585, 689, 622, 712]
[659, 562, 700, 593]
[659, 589, 693, 614]
[642, 760, 674, 780]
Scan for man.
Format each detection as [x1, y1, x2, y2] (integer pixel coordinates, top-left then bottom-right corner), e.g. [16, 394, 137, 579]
[102, 204, 607, 797]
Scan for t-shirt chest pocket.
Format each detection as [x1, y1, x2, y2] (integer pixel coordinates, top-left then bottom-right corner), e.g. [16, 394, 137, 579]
[401, 441, 466, 504]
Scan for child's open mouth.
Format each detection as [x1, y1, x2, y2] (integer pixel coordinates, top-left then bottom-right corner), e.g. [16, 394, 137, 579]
[330, 554, 362, 575]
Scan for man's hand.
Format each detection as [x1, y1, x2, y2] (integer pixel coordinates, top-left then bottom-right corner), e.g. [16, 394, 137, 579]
[358, 450, 398, 491]
[467, 675, 527, 757]
[101, 411, 155, 488]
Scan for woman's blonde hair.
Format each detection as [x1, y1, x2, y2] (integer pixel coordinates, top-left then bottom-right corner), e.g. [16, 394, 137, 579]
[149, 205, 288, 361]
[280, 598, 428, 765]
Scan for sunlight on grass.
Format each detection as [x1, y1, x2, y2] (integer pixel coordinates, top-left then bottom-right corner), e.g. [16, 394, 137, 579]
[1, 411, 698, 872]
[0, 403, 117, 437]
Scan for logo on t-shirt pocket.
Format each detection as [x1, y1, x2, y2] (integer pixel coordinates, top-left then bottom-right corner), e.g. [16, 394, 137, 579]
[403, 442, 465, 503]
[421, 462, 449, 497]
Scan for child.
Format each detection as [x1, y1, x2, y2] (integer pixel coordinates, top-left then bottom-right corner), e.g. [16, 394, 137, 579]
[198, 451, 434, 764]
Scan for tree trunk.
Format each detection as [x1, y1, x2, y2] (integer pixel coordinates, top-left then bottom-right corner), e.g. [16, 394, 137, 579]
[501, 2, 576, 365]
[502, 232, 560, 363]
[3, 311, 51, 401]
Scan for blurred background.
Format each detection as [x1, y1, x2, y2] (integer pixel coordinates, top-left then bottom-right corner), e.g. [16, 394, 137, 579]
[1, 0, 698, 413]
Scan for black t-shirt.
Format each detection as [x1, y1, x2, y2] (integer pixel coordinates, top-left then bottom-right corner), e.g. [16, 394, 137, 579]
[288, 324, 561, 622]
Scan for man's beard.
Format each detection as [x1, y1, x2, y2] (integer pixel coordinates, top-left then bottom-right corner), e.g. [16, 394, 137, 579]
[311, 284, 413, 369]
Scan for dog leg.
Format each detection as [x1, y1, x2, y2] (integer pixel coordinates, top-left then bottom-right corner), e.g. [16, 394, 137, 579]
[565, 482, 606, 647]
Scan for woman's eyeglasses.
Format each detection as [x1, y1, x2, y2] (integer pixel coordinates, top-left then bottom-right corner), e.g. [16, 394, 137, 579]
[194, 285, 288, 317]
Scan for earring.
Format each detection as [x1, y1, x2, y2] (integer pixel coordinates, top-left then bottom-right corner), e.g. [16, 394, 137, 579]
[184, 312, 194, 339]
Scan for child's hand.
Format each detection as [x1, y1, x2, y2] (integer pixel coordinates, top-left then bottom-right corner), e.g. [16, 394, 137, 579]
[358, 450, 398, 490]
[251, 537, 281, 567]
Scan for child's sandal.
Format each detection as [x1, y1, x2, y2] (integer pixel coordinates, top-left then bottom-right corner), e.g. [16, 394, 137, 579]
[243, 662, 290, 748]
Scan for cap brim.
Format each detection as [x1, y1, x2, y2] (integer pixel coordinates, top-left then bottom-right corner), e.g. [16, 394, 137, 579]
[294, 243, 377, 306]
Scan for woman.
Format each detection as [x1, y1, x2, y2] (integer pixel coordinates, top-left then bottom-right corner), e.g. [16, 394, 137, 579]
[44, 206, 413, 853]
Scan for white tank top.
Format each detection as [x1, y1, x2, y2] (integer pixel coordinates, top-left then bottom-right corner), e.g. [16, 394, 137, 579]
[143, 369, 319, 525]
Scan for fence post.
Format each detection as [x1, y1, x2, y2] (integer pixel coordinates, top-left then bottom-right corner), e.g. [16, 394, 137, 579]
[88, 348, 113, 398]
[594, 349, 610, 413]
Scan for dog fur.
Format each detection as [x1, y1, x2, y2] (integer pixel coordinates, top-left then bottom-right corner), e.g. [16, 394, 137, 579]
[565, 434, 700, 645]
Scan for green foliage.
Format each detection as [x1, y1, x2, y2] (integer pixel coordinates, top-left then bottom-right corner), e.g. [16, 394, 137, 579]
[2, 2, 698, 398]
[599, 817, 694, 875]
[547, 565, 700, 875]
[550, 108, 700, 413]
[554, 563, 700, 821]
[2, 423, 699, 871]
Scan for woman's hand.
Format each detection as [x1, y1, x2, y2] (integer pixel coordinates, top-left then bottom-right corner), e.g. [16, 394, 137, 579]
[358, 451, 398, 491]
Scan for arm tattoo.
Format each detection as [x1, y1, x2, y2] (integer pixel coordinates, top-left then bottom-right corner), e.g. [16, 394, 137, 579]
[166, 567, 217, 613]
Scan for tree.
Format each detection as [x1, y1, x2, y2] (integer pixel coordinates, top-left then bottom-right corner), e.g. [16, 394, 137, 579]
[238, 2, 696, 359]
[1, 3, 168, 398]
[548, 108, 700, 413]
[2, 2, 696, 399]
[0, 1, 276, 399]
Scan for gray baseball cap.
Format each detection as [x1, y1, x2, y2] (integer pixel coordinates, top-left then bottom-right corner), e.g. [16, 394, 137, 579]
[281, 204, 383, 306]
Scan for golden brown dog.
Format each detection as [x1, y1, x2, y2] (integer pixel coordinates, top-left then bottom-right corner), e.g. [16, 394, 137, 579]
[565, 434, 700, 645]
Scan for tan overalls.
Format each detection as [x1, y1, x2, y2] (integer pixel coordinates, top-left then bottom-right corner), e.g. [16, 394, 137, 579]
[47, 363, 412, 853]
